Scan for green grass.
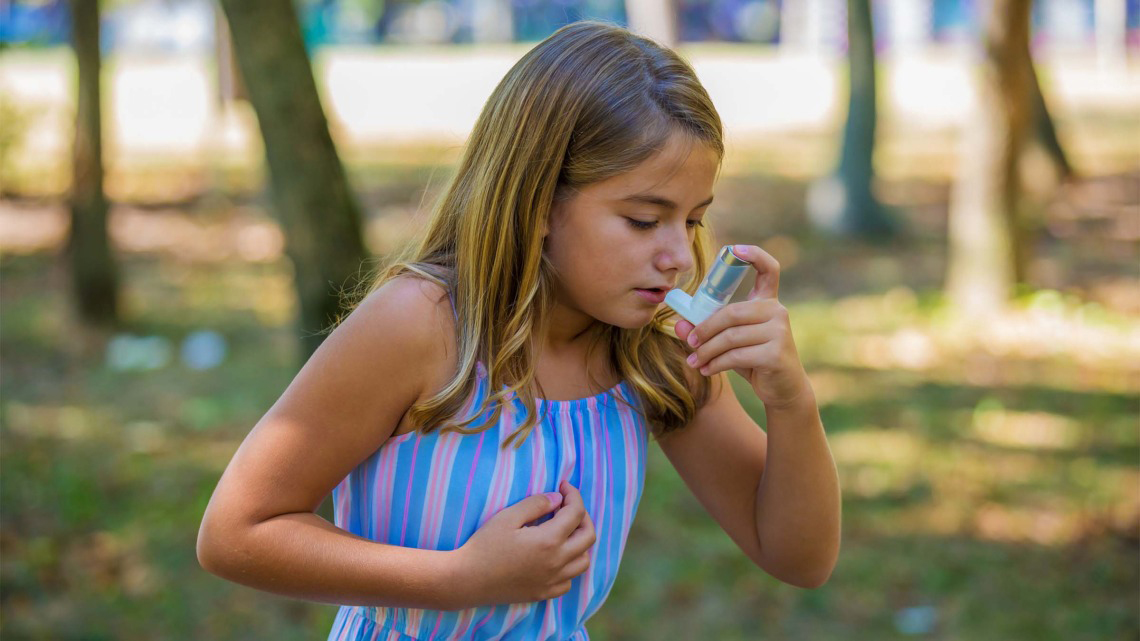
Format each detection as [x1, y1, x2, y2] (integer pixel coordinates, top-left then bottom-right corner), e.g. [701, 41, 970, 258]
[2, 166, 1138, 638]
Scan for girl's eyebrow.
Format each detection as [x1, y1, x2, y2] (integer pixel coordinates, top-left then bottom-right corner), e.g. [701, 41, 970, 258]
[619, 193, 715, 210]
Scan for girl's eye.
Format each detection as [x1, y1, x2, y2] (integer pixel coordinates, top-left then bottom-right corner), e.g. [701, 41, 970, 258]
[626, 219, 705, 230]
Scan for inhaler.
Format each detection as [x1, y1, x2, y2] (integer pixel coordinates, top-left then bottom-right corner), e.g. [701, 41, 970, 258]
[664, 245, 751, 325]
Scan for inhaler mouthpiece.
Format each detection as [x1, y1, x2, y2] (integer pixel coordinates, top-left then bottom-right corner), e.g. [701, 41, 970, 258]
[664, 245, 750, 325]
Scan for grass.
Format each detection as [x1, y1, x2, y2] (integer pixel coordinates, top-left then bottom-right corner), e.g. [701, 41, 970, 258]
[1, 160, 1138, 638]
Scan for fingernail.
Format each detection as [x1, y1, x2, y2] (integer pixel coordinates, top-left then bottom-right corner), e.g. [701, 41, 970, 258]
[687, 354, 698, 366]
[544, 492, 562, 505]
[688, 333, 699, 347]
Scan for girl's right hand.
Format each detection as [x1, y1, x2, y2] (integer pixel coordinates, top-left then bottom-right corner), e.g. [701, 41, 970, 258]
[452, 480, 596, 606]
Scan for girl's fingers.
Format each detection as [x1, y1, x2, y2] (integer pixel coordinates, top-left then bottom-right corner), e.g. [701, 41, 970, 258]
[699, 344, 768, 378]
[686, 298, 783, 351]
[566, 552, 591, 578]
[564, 518, 596, 557]
[544, 483, 586, 538]
[674, 318, 695, 343]
[730, 244, 781, 300]
[686, 323, 770, 371]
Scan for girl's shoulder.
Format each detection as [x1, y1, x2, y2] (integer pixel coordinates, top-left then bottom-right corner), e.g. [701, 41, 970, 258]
[374, 275, 452, 318]
[361, 275, 455, 353]
[360, 275, 459, 398]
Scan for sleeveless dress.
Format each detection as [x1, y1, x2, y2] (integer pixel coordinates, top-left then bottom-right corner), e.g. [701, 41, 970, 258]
[326, 294, 651, 640]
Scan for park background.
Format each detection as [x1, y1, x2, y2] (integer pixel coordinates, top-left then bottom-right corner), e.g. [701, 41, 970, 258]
[1, 0, 1138, 638]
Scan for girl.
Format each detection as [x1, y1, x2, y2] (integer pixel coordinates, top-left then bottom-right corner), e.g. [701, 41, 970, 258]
[197, 19, 841, 640]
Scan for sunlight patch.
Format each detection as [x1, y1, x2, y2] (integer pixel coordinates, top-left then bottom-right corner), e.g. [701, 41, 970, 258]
[970, 402, 1083, 451]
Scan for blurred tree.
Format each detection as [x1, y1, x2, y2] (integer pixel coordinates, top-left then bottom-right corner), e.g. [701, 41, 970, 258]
[626, 0, 678, 47]
[1025, 53, 1072, 182]
[213, 5, 246, 105]
[806, 0, 901, 239]
[65, 0, 120, 329]
[218, 0, 369, 363]
[945, 0, 1036, 316]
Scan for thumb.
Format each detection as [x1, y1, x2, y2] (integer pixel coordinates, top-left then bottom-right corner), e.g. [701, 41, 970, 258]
[674, 319, 695, 341]
[509, 492, 563, 527]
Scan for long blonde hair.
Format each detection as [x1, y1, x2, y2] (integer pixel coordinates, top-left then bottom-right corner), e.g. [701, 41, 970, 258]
[339, 20, 724, 449]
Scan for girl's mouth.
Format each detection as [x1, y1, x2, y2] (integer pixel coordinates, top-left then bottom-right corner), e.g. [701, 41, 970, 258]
[635, 288, 667, 304]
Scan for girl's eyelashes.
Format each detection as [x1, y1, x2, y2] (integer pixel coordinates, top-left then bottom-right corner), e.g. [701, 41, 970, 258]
[626, 218, 705, 231]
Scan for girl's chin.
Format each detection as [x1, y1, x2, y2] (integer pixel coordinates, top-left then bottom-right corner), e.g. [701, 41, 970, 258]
[609, 309, 659, 330]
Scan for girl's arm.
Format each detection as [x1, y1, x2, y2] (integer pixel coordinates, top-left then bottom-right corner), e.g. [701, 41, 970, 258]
[657, 372, 840, 589]
[661, 244, 840, 588]
[201, 277, 601, 609]
[200, 508, 462, 608]
[750, 380, 839, 587]
[197, 277, 468, 609]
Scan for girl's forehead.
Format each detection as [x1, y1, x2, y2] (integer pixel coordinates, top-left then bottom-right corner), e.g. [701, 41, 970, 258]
[592, 140, 719, 199]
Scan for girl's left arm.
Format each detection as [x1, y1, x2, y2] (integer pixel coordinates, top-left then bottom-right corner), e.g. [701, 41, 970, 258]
[659, 244, 840, 588]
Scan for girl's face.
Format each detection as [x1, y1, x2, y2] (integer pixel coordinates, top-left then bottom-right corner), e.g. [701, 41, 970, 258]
[543, 132, 720, 340]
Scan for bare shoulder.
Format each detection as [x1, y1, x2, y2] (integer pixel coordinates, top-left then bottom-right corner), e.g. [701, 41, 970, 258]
[338, 275, 459, 434]
[346, 274, 459, 395]
[351, 275, 454, 355]
[200, 275, 456, 529]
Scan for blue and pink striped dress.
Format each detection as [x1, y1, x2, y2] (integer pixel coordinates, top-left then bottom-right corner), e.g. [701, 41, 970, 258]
[326, 308, 650, 640]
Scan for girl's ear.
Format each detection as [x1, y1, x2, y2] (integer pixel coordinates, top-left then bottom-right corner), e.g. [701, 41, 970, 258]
[543, 203, 560, 239]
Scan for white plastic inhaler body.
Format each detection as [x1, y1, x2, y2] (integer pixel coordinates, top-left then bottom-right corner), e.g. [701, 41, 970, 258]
[664, 245, 751, 325]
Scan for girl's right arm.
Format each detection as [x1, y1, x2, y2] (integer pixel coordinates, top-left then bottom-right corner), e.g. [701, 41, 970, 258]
[196, 277, 597, 610]
[196, 277, 463, 609]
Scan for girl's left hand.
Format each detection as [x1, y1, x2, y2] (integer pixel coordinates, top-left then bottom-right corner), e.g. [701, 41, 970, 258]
[674, 244, 811, 410]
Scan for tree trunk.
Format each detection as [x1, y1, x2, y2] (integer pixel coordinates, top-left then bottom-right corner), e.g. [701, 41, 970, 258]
[807, 0, 900, 239]
[1025, 54, 1072, 180]
[213, 6, 247, 105]
[836, 0, 898, 237]
[65, 0, 119, 329]
[218, 0, 369, 363]
[945, 0, 1034, 317]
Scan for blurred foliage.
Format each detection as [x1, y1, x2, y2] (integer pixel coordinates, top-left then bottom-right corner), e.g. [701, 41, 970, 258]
[2, 146, 1137, 637]
[0, 95, 34, 190]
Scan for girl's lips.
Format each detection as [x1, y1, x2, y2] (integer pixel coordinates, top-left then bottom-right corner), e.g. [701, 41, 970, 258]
[635, 288, 667, 304]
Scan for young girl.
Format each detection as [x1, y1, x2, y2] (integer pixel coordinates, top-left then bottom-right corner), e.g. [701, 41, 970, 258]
[197, 19, 840, 640]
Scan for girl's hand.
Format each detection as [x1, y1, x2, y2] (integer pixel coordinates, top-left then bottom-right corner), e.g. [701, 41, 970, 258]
[452, 480, 596, 607]
[674, 244, 811, 410]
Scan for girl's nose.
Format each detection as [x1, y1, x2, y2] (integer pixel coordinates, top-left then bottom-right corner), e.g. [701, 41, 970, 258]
[656, 232, 694, 275]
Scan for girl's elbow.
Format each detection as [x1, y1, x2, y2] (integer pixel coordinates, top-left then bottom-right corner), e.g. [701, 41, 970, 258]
[196, 515, 241, 578]
[788, 565, 834, 589]
[196, 524, 225, 576]
[756, 552, 837, 589]
[760, 563, 833, 589]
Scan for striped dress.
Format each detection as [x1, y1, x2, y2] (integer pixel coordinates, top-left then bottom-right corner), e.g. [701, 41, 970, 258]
[326, 339, 650, 639]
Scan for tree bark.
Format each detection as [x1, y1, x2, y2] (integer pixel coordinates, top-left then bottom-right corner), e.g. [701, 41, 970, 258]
[807, 0, 899, 239]
[834, 0, 898, 237]
[1025, 54, 1072, 180]
[218, 0, 369, 363]
[65, 0, 120, 329]
[946, 0, 1034, 316]
[213, 6, 247, 105]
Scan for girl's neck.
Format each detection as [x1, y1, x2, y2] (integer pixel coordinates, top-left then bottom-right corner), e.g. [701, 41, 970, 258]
[538, 294, 604, 355]
[532, 320, 605, 360]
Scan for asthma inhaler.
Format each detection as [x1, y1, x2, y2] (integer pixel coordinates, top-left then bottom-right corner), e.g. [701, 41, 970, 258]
[665, 245, 750, 325]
